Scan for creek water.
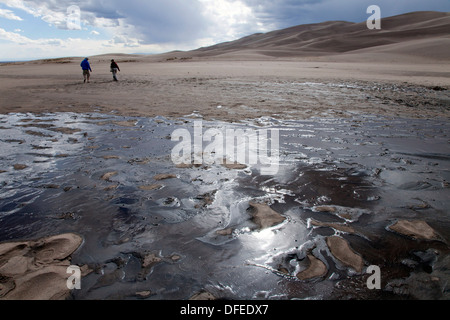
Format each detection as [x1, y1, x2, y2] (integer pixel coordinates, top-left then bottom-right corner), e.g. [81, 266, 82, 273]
[0, 112, 449, 300]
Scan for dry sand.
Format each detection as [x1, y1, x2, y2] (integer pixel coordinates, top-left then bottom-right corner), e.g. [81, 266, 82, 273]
[0, 57, 448, 122]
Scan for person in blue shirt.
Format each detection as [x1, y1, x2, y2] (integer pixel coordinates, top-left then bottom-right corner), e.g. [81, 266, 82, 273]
[80, 57, 92, 83]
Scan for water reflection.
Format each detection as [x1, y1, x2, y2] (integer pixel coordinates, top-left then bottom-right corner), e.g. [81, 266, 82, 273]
[0, 112, 449, 300]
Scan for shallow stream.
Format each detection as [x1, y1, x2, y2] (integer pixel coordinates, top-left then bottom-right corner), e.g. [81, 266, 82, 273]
[0, 112, 449, 299]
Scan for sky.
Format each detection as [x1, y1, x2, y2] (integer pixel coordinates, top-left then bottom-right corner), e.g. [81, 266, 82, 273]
[0, 0, 449, 61]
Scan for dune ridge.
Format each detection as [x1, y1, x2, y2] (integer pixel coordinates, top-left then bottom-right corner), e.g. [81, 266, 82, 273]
[183, 11, 450, 62]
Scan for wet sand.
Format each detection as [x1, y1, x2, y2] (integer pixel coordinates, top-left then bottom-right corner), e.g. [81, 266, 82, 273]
[0, 112, 449, 300]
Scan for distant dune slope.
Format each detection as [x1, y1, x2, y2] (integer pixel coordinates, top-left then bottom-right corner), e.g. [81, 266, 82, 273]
[186, 11, 449, 61]
[4, 11, 448, 65]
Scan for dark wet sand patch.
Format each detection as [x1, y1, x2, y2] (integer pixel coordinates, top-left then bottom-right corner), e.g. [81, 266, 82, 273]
[309, 218, 356, 234]
[388, 220, 443, 241]
[189, 291, 216, 300]
[16, 123, 54, 129]
[112, 120, 138, 127]
[101, 172, 118, 181]
[104, 184, 119, 191]
[32, 145, 52, 150]
[24, 130, 53, 138]
[139, 184, 163, 191]
[153, 174, 177, 181]
[0, 233, 86, 300]
[222, 162, 248, 170]
[4, 139, 25, 144]
[326, 236, 364, 273]
[48, 127, 82, 135]
[248, 202, 286, 230]
[13, 164, 28, 171]
[296, 254, 328, 280]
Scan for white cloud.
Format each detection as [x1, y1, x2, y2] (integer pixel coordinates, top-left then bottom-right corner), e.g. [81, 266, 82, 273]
[0, 7, 23, 20]
[0, 0, 267, 52]
[0, 25, 184, 60]
[2, 0, 260, 46]
[199, 0, 271, 42]
[0, 27, 30, 43]
[109, 34, 141, 47]
[1, 0, 44, 17]
[0, 27, 71, 47]
[41, 11, 67, 28]
[1, 0, 449, 60]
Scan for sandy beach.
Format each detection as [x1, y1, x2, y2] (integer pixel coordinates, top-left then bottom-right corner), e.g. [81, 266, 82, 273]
[0, 57, 449, 121]
[0, 11, 449, 301]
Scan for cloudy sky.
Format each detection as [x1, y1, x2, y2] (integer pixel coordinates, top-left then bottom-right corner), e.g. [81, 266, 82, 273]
[0, 0, 448, 61]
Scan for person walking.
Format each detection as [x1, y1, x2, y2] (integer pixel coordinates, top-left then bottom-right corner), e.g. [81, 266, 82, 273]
[80, 57, 92, 83]
[110, 59, 120, 81]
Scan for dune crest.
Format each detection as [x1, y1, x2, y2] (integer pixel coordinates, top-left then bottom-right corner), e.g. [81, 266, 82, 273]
[184, 11, 450, 62]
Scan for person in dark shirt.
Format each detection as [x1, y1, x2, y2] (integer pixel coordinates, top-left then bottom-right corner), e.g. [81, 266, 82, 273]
[110, 59, 121, 81]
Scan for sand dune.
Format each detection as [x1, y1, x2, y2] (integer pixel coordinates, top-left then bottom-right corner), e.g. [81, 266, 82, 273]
[187, 11, 449, 62]
[328, 37, 450, 63]
[2, 11, 448, 65]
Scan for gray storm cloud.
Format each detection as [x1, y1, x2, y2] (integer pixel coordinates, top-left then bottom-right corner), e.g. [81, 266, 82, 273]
[9, 0, 450, 45]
